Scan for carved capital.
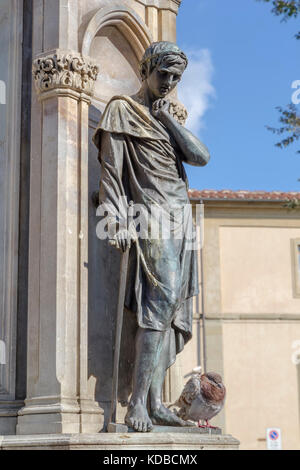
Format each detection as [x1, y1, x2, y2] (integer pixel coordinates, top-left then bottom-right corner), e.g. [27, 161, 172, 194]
[32, 50, 99, 98]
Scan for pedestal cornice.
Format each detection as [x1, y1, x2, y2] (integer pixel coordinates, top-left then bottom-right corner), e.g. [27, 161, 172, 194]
[0, 433, 240, 450]
[32, 50, 99, 100]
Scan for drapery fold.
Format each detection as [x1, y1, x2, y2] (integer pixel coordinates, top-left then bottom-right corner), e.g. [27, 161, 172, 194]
[94, 96, 198, 396]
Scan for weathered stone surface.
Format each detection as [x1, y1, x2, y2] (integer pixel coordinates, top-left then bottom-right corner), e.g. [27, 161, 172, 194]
[32, 51, 99, 97]
[108, 423, 222, 435]
[0, 433, 240, 451]
[17, 4, 102, 436]
[0, 0, 24, 435]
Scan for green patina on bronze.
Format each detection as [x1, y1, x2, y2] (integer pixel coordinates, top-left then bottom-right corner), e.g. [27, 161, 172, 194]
[94, 41, 210, 432]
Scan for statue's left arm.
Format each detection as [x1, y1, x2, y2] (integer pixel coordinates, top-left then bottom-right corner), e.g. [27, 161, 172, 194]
[153, 100, 210, 167]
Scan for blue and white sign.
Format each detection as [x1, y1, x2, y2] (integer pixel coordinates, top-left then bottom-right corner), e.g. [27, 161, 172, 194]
[266, 428, 282, 450]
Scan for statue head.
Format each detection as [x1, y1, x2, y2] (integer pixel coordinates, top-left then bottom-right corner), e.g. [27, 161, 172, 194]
[140, 41, 188, 99]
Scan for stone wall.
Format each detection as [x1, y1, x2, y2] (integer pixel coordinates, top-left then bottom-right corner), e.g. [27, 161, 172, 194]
[0, 0, 24, 435]
[185, 200, 300, 449]
[0, 0, 183, 436]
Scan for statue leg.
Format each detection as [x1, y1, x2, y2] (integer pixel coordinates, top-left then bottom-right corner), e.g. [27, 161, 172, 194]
[148, 331, 189, 427]
[125, 327, 165, 432]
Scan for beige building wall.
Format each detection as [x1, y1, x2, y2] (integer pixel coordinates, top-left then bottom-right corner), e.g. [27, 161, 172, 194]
[220, 225, 300, 314]
[223, 321, 300, 450]
[183, 199, 300, 449]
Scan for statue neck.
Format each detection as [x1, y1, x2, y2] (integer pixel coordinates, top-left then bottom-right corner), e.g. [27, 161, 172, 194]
[136, 84, 157, 110]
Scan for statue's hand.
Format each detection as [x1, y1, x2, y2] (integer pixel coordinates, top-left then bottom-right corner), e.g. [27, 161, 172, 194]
[109, 229, 134, 253]
[152, 99, 170, 120]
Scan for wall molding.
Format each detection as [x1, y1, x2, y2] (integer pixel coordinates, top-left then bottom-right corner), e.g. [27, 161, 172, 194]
[0, 0, 23, 402]
[195, 313, 300, 322]
[136, 0, 181, 13]
[82, 3, 152, 58]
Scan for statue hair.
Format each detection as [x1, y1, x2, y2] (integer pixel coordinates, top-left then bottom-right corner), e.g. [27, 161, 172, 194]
[140, 41, 188, 80]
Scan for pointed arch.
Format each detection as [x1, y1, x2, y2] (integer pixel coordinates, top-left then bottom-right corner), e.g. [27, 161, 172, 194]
[0, 340, 5, 365]
[82, 3, 153, 60]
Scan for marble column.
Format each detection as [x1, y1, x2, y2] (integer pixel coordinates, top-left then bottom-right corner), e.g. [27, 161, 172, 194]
[16, 37, 103, 433]
[0, 0, 24, 435]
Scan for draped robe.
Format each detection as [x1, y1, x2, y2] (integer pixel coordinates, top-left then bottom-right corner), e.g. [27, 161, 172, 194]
[93, 95, 199, 396]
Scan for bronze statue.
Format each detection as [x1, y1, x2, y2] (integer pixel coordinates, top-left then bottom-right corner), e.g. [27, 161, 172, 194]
[93, 41, 210, 433]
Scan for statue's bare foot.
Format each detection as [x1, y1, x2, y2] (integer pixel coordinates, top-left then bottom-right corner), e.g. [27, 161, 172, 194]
[125, 403, 153, 433]
[150, 404, 193, 427]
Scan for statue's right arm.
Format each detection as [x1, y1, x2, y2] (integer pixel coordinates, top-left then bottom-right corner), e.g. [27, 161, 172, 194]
[99, 131, 133, 252]
[152, 99, 210, 167]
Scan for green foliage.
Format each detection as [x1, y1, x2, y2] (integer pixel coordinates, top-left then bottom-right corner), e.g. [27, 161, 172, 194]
[262, 0, 300, 17]
[267, 104, 300, 153]
[283, 198, 300, 209]
[258, 1, 300, 155]
[259, 0, 300, 38]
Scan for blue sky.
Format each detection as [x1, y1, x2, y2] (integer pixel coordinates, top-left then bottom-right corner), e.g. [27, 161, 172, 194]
[177, 0, 299, 192]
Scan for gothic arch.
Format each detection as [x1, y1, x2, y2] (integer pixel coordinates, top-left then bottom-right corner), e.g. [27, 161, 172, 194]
[82, 2, 153, 60]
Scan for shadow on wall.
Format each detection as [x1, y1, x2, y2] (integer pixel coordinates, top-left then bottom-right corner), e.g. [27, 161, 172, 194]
[87, 105, 136, 430]
[88, 104, 110, 429]
[85, 5, 150, 428]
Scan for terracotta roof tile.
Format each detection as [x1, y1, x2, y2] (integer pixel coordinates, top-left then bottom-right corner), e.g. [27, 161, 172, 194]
[188, 189, 300, 202]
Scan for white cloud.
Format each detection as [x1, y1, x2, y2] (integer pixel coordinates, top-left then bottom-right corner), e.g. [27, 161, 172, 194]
[178, 49, 215, 136]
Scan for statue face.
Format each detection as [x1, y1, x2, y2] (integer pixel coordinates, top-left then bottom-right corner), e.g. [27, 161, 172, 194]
[145, 61, 186, 99]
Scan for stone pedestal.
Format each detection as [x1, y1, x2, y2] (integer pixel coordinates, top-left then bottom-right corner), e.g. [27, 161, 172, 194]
[0, 433, 240, 450]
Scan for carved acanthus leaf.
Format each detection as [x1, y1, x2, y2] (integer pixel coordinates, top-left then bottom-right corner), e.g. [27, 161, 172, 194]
[32, 51, 99, 96]
[169, 98, 188, 126]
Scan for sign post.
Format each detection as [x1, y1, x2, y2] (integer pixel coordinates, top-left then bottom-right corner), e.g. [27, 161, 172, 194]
[266, 428, 282, 450]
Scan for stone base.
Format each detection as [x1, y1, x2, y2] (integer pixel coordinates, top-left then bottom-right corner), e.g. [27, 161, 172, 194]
[0, 417, 17, 436]
[16, 412, 82, 435]
[16, 414, 103, 435]
[0, 433, 240, 450]
[16, 399, 103, 435]
[0, 402, 24, 435]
